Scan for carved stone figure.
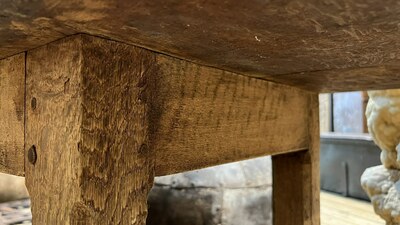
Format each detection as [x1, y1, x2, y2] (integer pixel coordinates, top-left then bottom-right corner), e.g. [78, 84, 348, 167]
[366, 90, 400, 169]
[362, 90, 400, 225]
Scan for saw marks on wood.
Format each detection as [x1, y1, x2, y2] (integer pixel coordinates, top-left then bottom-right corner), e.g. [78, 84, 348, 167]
[2, 1, 400, 91]
[0, 34, 313, 179]
[0, 54, 25, 176]
[25, 35, 155, 224]
[152, 55, 311, 175]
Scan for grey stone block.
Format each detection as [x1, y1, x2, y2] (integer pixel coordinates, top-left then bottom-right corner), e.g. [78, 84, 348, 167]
[147, 156, 272, 225]
[0, 173, 28, 203]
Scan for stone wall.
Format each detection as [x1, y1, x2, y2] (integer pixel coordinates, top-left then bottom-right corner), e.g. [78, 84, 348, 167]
[0, 173, 28, 203]
[147, 157, 273, 225]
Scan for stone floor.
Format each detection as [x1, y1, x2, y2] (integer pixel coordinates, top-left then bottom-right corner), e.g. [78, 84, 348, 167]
[0, 199, 31, 225]
[0, 192, 384, 225]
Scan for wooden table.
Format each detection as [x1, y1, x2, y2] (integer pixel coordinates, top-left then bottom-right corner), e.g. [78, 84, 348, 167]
[0, 1, 398, 224]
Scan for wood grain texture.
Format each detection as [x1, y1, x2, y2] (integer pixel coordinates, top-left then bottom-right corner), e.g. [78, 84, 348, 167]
[152, 55, 311, 175]
[309, 94, 321, 225]
[2, 0, 400, 92]
[0, 54, 25, 176]
[0, 34, 312, 179]
[272, 94, 320, 225]
[272, 66, 400, 92]
[25, 35, 155, 224]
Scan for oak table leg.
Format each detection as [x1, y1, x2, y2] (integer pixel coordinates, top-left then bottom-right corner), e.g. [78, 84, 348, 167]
[24, 36, 155, 224]
[17, 33, 318, 224]
[272, 94, 320, 225]
[0, 54, 25, 176]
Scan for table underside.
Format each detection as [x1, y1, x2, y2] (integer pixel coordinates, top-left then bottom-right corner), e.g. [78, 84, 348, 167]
[1, 0, 400, 92]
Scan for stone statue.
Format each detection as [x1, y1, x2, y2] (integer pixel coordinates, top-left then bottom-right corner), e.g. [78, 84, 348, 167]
[362, 89, 400, 225]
